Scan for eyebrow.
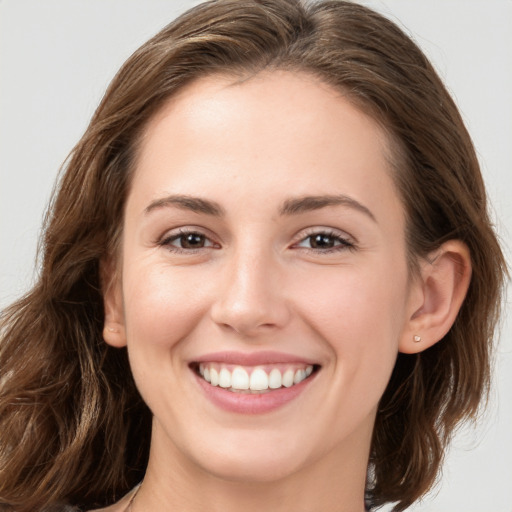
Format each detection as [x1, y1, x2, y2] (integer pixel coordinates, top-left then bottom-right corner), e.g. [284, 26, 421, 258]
[279, 194, 376, 222]
[144, 194, 225, 216]
[144, 193, 376, 222]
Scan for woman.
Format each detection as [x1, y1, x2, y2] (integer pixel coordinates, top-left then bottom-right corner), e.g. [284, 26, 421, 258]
[0, 1, 507, 511]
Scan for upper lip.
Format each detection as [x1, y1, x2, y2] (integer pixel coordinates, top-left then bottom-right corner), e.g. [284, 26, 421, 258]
[192, 350, 319, 366]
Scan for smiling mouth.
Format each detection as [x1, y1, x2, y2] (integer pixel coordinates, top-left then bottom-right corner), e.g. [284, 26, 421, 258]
[192, 363, 319, 393]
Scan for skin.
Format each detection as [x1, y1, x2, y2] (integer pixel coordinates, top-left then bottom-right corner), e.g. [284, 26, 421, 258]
[100, 71, 471, 512]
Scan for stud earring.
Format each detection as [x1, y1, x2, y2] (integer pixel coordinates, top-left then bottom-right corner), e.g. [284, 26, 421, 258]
[413, 335, 421, 343]
[106, 326, 118, 333]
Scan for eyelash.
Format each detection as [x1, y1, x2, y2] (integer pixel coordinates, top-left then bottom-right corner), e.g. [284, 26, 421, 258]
[292, 229, 356, 254]
[158, 229, 218, 253]
[157, 228, 356, 254]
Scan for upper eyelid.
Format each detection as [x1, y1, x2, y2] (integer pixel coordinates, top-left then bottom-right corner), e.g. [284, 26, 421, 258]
[155, 225, 356, 247]
[293, 226, 356, 243]
[158, 226, 217, 243]
[158, 230, 219, 253]
[163, 231, 212, 243]
[295, 236, 354, 249]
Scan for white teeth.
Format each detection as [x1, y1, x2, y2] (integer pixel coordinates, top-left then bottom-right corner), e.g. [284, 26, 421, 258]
[231, 366, 249, 390]
[268, 368, 282, 389]
[249, 368, 269, 391]
[293, 369, 306, 385]
[198, 364, 315, 392]
[218, 368, 231, 388]
[282, 369, 295, 388]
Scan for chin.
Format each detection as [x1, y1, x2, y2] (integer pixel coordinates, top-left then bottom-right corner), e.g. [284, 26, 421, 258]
[187, 430, 311, 483]
[198, 452, 306, 484]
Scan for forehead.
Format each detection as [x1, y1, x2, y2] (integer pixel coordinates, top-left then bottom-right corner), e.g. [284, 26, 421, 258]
[141, 70, 393, 160]
[129, 70, 403, 227]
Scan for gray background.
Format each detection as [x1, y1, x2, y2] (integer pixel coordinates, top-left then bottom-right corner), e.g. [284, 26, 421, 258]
[1, 1, 510, 510]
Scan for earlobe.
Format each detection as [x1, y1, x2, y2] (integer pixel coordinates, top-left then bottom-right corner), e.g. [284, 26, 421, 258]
[101, 259, 127, 348]
[399, 240, 472, 354]
[103, 319, 127, 348]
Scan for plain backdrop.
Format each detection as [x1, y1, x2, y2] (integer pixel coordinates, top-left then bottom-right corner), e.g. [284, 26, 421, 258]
[0, 1, 511, 511]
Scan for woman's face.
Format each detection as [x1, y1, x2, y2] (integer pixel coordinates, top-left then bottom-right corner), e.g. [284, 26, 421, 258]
[109, 71, 420, 482]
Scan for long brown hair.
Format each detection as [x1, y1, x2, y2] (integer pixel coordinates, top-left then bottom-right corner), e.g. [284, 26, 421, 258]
[0, 1, 507, 511]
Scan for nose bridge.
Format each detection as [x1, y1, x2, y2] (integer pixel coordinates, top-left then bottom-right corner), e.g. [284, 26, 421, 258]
[211, 242, 289, 335]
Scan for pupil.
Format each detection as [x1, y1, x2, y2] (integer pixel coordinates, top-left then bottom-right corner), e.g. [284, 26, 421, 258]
[182, 233, 204, 248]
[312, 234, 334, 248]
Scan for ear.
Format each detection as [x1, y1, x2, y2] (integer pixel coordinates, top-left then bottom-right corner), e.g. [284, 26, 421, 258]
[399, 240, 472, 354]
[100, 258, 127, 348]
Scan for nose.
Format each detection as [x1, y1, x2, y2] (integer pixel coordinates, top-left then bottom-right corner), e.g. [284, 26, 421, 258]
[210, 248, 291, 337]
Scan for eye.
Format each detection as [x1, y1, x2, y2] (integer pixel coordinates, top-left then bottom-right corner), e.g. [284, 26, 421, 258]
[294, 230, 355, 252]
[159, 230, 217, 251]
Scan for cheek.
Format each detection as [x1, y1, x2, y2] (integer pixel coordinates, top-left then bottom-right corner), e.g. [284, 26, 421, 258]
[119, 261, 215, 416]
[122, 261, 212, 350]
[293, 263, 409, 398]
[296, 263, 408, 341]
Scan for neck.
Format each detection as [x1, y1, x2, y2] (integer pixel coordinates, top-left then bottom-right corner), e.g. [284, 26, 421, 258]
[133, 420, 371, 512]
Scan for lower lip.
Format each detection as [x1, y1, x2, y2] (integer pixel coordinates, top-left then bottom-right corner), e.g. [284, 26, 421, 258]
[193, 370, 317, 414]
